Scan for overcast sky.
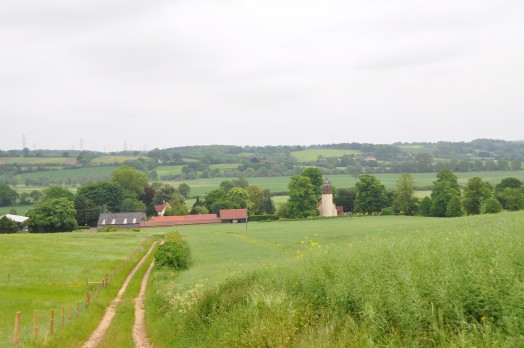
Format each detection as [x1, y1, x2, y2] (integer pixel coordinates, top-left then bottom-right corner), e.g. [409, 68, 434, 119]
[1, 0, 523, 152]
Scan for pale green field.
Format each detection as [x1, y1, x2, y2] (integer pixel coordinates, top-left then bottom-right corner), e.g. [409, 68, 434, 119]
[146, 212, 524, 347]
[0, 157, 73, 165]
[291, 149, 361, 162]
[91, 156, 139, 164]
[155, 165, 184, 176]
[208, 163, 240, 170]
[0, 232, 152, 347]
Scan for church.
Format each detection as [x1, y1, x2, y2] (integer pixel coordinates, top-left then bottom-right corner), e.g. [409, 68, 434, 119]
[317, 178, 342, 217]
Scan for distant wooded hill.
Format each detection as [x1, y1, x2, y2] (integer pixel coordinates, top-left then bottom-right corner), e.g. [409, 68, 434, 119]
[1, 139, 523, 185]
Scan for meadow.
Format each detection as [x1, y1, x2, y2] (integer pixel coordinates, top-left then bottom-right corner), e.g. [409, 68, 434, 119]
[14, 166, 116, 185]
[146, 212, 524, 347]
[0, 232, 152, 347]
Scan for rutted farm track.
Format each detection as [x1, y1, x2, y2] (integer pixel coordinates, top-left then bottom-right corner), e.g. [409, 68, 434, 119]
[82, 242, 157, 348]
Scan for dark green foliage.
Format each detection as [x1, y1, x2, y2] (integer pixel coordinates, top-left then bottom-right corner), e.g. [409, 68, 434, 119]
[462, 177, 492, 215]
[111, 165, 148, 198]
[354, 175, 388, 215]
[76, 150, 97, 165]
[418, 196, 432, 216]
[178, 183, 191, 198]
[334, 188, 356, 213]
[155, 232, 191, 270]
[430, 169, 461, 217]
[287, 175, 318, 218]
[482, 197, 502, 214]
[0, 184, 19, 206]
[494, 178, 523, 210]
[380, 207, 395, 215]
[248, 215, 279, 221]
[42, 186, 74, 201]
[300, 167, 323, 199]
[0, 216, 19, 233]
[446, 195, 463, 217]
[392, 173, 418, 215]
[27, 197, 78, 232]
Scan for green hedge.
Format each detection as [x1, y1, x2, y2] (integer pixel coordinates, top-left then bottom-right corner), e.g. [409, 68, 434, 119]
[249, 215, 279, 222]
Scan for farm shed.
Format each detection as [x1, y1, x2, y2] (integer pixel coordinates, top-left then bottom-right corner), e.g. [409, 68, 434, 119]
[97, 212, 146, 231]
[141, 214, 221, 227]
[219, 208, 248, 223]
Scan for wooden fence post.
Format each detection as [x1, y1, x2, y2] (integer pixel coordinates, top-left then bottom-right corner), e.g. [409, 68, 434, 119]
[86, 291, 90, 307]
[61, 308, 65, 328]
[69, 304, 72, 321]
[34, 310, 38, 340]
[49, 309, 54, 335]
[76, 303, 79, 318]
[13, 311, 21, 347]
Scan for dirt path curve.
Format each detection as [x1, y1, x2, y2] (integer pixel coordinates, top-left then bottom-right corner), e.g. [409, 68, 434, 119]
[132, 259, 155, 347]
[81, 241, 157, 348]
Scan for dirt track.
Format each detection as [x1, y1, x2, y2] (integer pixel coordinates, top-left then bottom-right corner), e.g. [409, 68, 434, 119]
[81, 242, 157, 348]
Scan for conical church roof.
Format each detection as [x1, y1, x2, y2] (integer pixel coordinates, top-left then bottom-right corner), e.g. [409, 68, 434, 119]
[322, 178, 332, 194]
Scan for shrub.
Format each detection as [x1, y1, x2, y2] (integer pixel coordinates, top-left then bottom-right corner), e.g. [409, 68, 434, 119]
[0, 216, 19, 233]
[248, 215, 279, 222]
[380, 207, 395, 215]
[155, 231, 191, 270]
[482, 197, 502, 214]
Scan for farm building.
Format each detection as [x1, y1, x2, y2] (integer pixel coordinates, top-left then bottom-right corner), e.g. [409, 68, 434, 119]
[220, 208, 248, 223]
[0, 214, 29, 232]
[154, 201, 171, 216]
[97, 212, 146, 231]
[141, 214, 221, 227]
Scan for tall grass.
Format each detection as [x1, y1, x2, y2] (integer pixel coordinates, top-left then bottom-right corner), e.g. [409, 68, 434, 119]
[147, 212, 524, 346]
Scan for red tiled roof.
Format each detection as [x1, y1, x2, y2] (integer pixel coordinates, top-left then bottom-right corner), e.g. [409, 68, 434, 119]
[219, 209, 248, 220]
[141, 214, 221, 227]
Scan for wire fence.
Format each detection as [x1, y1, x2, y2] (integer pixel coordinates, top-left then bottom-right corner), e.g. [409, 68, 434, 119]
[4, 238, 152, 347]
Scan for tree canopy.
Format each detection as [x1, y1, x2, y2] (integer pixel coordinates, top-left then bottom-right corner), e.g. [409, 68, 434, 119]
[27, 197, 78, 232]
[354, 175, 388, 215]
[287, 175, 318, 218]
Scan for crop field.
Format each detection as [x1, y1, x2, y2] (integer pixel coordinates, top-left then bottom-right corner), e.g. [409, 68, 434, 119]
[208, 163, 240, 170]
[291, 149, 361, 162]
[146, 211, 524, 347]
[0, 157, 75, 165]
[155, 165, 184, 177]
[90, 156, 139, 164]
[14, 166, 116, 185]
[0, 232, 151, 347]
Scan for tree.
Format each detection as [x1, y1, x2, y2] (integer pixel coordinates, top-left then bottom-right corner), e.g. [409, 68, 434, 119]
[414, 153, 433, 172]
[111, 165, 148, 199]
[42, 186, 74, 202]
[333, 188, 356, 213]
[481, 197, 502, 214]
[178, 183, 191, 199]
[301, 167, 323, 199]
[27, 197, 78, 232]
[190, 206, 209, 215]
[392, 174, 418, 215]
[76, 181, 124, 213]
[287, 175, 318, 218]
[0, 216, 19, 233]
[219, 180, 235, 194]
[119, 198, 146, 212]
[226, 187, 250, 209]
[497, 188, 524, 211]
[494, 178, 523, 209]
[462, 177, 493, 215]
[247, 185, 264, 215]
[260, 189, 276, 215]
[354, 175, 388, 215]
[419, 196, 432, 216]
[446, 195, 463, 217]
[0, 184, 19, 206]
[77, 151, 97, 165]
[430, 169, 461, 217]
[203, 189, 227, 212]
[153, 184, 181, 205]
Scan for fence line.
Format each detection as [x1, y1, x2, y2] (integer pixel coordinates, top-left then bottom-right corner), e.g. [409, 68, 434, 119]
[9, 238, 153, 347]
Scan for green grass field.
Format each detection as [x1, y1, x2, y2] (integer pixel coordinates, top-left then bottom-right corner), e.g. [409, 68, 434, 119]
[291, 149, 361, 162]
[0, 157, 74, 165]
[15, 166, 116, 185]
[155, 165, 184, 177]
[146, 211, 524, 347]
[91, 156, 139, 165]
[0, 232, 152, 347]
